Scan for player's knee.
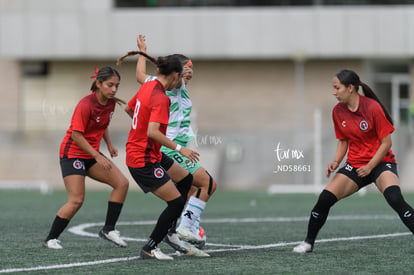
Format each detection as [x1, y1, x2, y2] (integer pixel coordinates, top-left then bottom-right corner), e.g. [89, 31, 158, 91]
[68, 198, 84, 211]
[204, 170, 216, 196]
[314, 189, 337, 211]
[118, 176, 129, 192]
[206, 178, 217, 196]
[384, 185, 403, 207]
[176, 173, 193, 197]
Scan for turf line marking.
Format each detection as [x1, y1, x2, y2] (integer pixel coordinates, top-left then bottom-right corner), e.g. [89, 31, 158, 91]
[0, 215, 403, 273]
[206, 232, 412, 253]
[1, 231, 410, 273]
[0, 256, 140, 274]
[68, 215, 397, 238]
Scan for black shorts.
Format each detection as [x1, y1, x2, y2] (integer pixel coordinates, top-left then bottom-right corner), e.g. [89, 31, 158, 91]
[337, 162, 398, 189]
[59, 157, 97, 178]
[160, 153, 174, 171]
[128, 161, 171, 193]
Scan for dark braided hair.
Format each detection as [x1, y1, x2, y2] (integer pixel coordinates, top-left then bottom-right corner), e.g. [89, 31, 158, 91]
[90, 66, 125, 105]
[336, 69, 393, 125]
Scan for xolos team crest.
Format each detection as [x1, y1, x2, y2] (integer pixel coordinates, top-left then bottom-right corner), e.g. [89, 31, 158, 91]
[154, 168, 165, 178]
[359, 119, 369, 131]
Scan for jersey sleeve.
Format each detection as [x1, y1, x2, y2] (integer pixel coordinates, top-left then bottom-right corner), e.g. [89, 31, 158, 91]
[372, 103, 394, 140]
[71, 100, 90, 133]
[149, 93, 170, 125]
[145, 76, 157, 83]
[332, 106, 346, 140]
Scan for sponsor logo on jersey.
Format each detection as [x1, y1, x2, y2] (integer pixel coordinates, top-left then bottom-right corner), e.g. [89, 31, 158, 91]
[359, 119, 369, 131]
[96, 116, 101, 123]
[73, 159, 84, 170]
[154, 168, 165, 179]
[342, 121, 346, 127]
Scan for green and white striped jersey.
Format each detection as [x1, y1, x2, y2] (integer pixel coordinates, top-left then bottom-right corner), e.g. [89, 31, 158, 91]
[145, 76, 195, 145]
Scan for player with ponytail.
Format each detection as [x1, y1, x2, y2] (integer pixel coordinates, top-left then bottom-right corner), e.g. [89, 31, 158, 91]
[121, 35, 217, 250]
[122, 50, 208, 259]
[293, 69, 414, 253]
[43, 66, 129, 249]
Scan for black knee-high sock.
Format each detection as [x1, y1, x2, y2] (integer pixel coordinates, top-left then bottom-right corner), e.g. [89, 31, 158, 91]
[103, 201, 123, 232]
[45, 215, 70, 241]
[165, 174, 192, 235]
[305, 190, 338, 245]
[176, 173, 193, 198]
[384, 185, 414, 234]
[143, 196, 185, 252]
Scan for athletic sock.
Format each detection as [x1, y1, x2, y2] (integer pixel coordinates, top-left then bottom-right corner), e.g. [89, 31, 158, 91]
[305, 190, 337, 245]
[45, 215, 70, 241]
[384, 185, 414, 234]
[176, 173, 193, 198]
[102, 201, 123, 232]
[179, 196, 206, 230]
[149, 196, 185, 245]
[142, 238, 157, 252]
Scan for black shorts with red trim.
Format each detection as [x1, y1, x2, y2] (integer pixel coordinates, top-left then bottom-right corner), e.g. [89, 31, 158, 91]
[336, 162, 398, 189]
[128, 161, 171, 193]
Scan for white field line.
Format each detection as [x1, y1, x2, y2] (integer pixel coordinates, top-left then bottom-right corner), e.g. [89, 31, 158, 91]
[0, 215, 405, 274]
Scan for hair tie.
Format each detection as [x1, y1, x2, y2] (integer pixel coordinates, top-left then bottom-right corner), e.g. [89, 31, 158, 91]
[89, 67, 99, 79]
[185, 60, 192, 67]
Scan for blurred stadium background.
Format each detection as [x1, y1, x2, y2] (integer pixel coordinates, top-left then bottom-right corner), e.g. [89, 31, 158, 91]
[1, 0, 414, 193]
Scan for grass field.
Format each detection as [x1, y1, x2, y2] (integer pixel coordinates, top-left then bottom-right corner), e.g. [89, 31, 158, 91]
[1, 189, 414, 274]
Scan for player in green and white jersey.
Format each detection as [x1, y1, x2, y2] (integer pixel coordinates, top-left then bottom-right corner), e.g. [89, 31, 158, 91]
[136, 35, 217, 249]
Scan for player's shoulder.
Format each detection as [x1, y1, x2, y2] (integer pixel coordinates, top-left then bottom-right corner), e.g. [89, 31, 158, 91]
[144, 75, 157, 83]
[75, 92, 95, 109]
[79, 92, 95, 102]
[360, 95, 381, 112]
[333, 102, 347, 114]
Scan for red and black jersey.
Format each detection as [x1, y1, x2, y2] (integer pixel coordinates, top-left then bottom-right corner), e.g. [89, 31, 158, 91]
[332, 94, 395, 167]
[126, 79, 170, 168]
[60, 92, 116, 159]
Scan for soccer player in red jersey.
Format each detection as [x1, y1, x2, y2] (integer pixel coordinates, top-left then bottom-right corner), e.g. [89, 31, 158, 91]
[293, 69, 414, 253]
[43, 67, 129, 249]
[123, 53, 204, 260]
[135, 35, 216, 249]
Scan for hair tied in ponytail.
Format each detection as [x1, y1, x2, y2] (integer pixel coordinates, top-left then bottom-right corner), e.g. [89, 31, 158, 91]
[116, 51, 157, 66]
[89, 67, 99, 79]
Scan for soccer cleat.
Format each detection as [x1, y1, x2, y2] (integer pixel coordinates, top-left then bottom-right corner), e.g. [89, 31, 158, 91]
[177, 226, 206, 249]
[43, 239, 63, 249]
[176, 225, 204, 243]
[140, 247, 174, 260]
[185, 243, 210, 257]
[293, 242, 313, 253]
[164, 232, 190, 254]
[164, 233, 210, 257]
[99, 229, 127, 247]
